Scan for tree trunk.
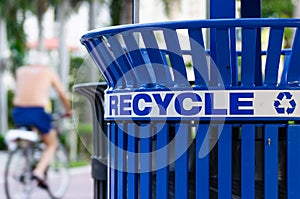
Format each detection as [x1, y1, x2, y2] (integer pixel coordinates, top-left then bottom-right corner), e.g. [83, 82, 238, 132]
[36, 0, 48, 51]
[37, 17, 44, 51]
[86, 0, 100, 123]
[110, 0, 122, 25]
[120, 0, 132, 24]
[57, 0, 70, 88]
[294, 1, 300, 18]
[88, 0, 99, 30]
[291, 2, 300, 48]
[0, 19, 9, 135]
[57, 0, 78, 162]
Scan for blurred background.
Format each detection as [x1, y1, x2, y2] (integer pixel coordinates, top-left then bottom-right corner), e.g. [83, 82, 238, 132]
[0, 0, 298, 169]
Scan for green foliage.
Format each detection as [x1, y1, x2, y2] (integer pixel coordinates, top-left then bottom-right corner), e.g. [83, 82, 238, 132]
[69, 56, 84, 90]
[161, 0, 181, 17]
[0, 0, 89, 70]
[76, 123, 93, 161]
[108, 0, 182, 25]
[7, 89, 14, 128]
[185, 62, 192, 68]
[161, 0, 176, 17]
[1, 1, 29, 68]
[0, 134, 6, 150]
[262, 0, 295, 48]
[69, 160, 88, 168]
[284, 28, 293, 48]
[29, 0, 48, 22]
[110, 0, 122, 25]
[262, 0, 294, 18]
[58, 133, 67, 147]
[77, 123, 93, 134]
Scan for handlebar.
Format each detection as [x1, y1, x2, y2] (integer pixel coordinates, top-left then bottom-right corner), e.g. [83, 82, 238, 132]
[52, 112, 72, 121]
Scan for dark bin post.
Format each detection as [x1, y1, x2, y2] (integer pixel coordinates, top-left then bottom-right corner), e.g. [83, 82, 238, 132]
[78, 19, 300, 199]
[73, 82, 107, 199]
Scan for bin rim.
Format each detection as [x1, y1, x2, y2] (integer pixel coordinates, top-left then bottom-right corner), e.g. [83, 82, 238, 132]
[81, 18, 300, 42]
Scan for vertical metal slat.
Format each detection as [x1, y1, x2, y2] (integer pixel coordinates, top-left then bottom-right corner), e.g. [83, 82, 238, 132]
[122, 33, 153, 85]
[117, 124, 126, 199]
[127, 124, 138, 198]
[141, 30, 174, 86]
[264, 28, 284, 86]
[215, 28, 231, 86]
[108, 123, 117, 199]
[287, 28, 300, 84]
[264, 125, 279, 199]
[107, 36, 137, 88]
[84, 39, 117, 88]
[140, 124, 152, 199]
[188, 28, 209, 87]
[218, 124, 232, 198]
[156, 123, 169, 199]
[241, 124, 255, 199]
[196, 124, 210, 199]
[241, 29, 257, 86]
[163, 29, 189, 87]
[175, 123, 189, 199]
[287, 125, 300, 198]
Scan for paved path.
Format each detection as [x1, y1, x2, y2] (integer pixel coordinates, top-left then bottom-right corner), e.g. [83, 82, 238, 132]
[64, 166, 93, 199]
[0, 151, 93, 199]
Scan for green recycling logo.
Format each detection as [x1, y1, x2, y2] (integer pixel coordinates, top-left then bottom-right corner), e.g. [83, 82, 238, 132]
[274, 92, 296, 114]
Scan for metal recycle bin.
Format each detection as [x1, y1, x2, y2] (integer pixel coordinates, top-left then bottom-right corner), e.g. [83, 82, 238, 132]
[75, 19, 300, 199]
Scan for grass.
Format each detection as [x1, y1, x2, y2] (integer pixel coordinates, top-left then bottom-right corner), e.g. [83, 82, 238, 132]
[69, 160, 89, 168]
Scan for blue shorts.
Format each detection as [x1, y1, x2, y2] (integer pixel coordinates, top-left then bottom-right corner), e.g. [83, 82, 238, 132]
[12, 107, 53, 134]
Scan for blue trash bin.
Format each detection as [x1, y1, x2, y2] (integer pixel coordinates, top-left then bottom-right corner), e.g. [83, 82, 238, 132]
[80, 19, 300, 199]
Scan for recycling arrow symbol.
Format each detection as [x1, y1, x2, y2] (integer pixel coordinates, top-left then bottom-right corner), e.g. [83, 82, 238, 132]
[274, 92, 296, 114]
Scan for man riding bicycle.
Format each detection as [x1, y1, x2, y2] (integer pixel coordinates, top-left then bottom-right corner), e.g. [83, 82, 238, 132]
[12, 51, 72, 189]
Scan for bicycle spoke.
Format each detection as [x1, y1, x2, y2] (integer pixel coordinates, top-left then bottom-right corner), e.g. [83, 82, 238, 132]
[46, 144, 70, 199]
[5, 128, 70, 199]
[5, 148, 50, 199]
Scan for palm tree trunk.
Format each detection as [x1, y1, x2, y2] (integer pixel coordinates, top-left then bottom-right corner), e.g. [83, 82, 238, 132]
[294, 1, 300, 18]
[37, 18, 44, 51]
[88, 0, 98, 29]
[110, 0, 122, 25]
[57, 0, 70, 88]
[120, 0, 132, 24]
[0, 19, 9, 135]
[57, 0, 79, 162]
[36, 0, 48, 51]
[87, 0, 100, 123]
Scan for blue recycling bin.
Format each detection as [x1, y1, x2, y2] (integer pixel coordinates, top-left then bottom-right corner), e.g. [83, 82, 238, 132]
[80, 19, 300, 199]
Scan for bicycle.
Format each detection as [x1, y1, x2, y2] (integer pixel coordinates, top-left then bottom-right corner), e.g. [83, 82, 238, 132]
[4, 113, 70, 199]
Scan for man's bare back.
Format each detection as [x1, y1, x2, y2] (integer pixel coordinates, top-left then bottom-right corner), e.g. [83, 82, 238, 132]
[13, 64, 70, 110]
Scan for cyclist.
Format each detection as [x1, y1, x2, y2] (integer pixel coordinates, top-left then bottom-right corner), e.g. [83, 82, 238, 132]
[12, 51, 72, 188]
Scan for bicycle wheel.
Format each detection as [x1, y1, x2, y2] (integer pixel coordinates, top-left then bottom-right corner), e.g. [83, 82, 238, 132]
[46, 143, 70, 199]
[4, 147, 34, 199]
